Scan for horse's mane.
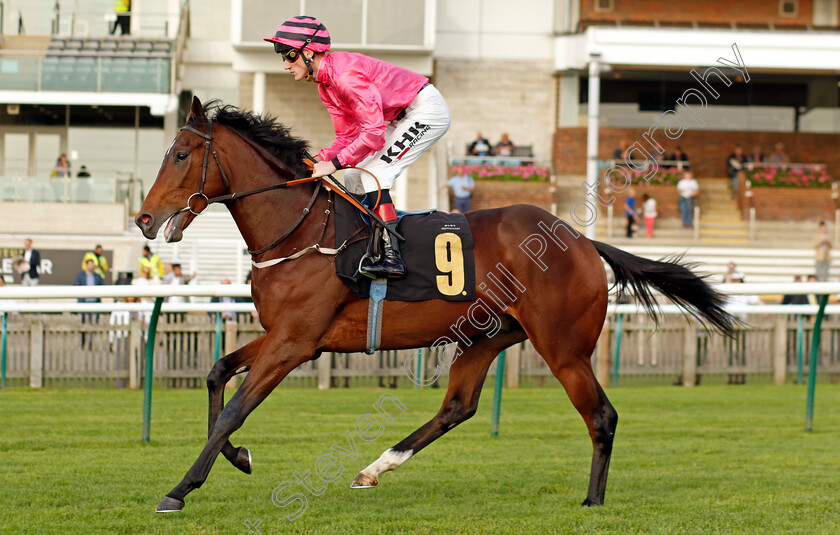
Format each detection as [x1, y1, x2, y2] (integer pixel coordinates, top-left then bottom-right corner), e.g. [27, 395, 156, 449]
[202, 100, 311, 178]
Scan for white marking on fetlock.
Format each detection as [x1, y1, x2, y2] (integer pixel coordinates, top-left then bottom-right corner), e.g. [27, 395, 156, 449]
[361, 448, 413, 480]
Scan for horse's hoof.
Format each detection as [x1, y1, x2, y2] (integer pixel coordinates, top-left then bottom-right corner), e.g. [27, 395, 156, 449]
[581, 497, 603, 507]
[156, 496, 185, 513]
[234, 447, 252, 475]
[350, 472, 378, 489]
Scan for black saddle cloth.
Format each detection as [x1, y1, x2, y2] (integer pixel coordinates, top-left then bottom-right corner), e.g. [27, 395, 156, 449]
[334, 194, 476, 302]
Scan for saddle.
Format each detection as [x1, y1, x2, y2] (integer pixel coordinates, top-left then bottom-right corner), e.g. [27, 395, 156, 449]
[334, 193, 476, 302]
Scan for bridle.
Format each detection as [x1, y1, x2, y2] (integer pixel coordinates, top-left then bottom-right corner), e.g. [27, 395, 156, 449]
[176, 119, 322, 256]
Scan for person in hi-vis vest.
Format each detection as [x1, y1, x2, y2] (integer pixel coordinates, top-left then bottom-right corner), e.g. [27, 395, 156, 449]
[111, 0, 130, 35]
[139, 245, 163, 279]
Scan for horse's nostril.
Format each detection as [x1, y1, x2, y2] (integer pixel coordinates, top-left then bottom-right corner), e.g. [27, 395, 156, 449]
[136, 213, 153, 227]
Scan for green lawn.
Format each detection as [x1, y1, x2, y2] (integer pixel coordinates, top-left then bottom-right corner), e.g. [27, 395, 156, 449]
[1, 384, 839, 534]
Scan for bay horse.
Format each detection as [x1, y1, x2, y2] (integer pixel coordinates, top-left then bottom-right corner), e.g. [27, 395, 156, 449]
[136, 97, 734, 513]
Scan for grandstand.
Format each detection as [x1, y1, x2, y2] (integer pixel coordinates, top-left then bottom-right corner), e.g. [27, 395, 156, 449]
[0, 0, 838, 287]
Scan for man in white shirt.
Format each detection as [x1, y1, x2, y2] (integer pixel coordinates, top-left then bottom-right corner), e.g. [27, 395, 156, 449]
[676, 172, 699, 229]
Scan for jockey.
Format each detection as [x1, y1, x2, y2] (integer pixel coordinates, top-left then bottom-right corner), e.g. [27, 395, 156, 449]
[265, 16, 451, 279]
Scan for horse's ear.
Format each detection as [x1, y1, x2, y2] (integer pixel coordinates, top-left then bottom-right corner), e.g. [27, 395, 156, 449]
[186, 95, 204, 124]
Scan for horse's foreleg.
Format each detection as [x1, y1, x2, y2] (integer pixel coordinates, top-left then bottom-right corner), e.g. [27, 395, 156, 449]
[206, 334, 265, 474]
[157, 346, 310, 513]
[352, 331, 525, 489]
[549, 359, 617, 506]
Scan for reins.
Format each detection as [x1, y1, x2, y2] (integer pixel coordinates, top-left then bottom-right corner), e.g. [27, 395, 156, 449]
[176, 119, 394, 264]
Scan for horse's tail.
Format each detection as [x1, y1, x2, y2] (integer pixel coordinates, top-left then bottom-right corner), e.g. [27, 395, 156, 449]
[592, 240, 736, 336]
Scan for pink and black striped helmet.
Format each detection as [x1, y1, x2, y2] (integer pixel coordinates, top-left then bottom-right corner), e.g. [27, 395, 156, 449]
[263, 16, 331, 53]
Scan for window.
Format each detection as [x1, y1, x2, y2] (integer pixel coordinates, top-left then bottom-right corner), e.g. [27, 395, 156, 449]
[594, 0, 614, 13]
[238, 0, 428, 48]
[780, 0, 798, 17]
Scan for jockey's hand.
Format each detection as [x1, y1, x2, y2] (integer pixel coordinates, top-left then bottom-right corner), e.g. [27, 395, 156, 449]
[311, 160, 337, 178]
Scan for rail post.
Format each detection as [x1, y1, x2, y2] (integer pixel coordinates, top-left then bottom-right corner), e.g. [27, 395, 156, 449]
[612, 313, 624, 387]
[805, 294, 828, 432]
[490, 350, 506, 437]
[796, 314, 804, 385]
[1, 312, 7, 388]
[214, 312, 222, 362]
[142, 297, 164, 443]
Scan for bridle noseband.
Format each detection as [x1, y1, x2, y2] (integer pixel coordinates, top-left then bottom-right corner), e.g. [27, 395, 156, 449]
[180, 121, 230, 216]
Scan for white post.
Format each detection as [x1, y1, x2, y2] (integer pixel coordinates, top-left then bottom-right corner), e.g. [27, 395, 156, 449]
[750, 206, 757, 242]
[607, 203, 613, 239]
[835, 209, 840, 244]
[29, 322, 44, 388]
[253, 72, 266, 115]
[693, 206, 700, 241]
[585, 55, 602, 240]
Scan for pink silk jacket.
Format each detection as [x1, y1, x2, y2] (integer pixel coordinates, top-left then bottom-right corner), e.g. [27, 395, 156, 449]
[314, 51, 429, 168]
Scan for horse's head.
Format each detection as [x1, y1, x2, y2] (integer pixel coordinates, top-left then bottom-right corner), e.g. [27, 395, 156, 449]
[135, 96, 227, 242]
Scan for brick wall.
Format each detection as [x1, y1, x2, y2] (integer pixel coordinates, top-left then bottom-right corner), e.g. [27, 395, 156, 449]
[553, 127, 840, 178]
[468, 181, 555, 212]
[580, 0, 813, 26]
[749, 188, 836, 221]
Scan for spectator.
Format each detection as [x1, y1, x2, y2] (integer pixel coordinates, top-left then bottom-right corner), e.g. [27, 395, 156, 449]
[76, 165, 91, 178]
[624, 188, 637, 238]
[727, 145, 750, 197]
[770, 143, 790, 166]
[52, 153, 71, 201]
[723, 261, 741, 283]
[814, 221, 831, 281]
[467, 132, 491, 157]
[75, 259, 104, 349]
[139, 245, 164, 279]
[54, 153, 71, 178]
[82, 244, 109, 282]
[438, 170, 475, 213]
[613, 138, 629, 160]
[748, 145, 765, 167]
[782, 275, 809, 305]
[15, 239, 40, 287]
[110, 0, 131, 35]
[726, 272, 761, 385]
[676, 171, 699, 229]
[162, 263, 174, 284]
[210, 279, 238, 321]
[806, 274, 820, 305]
[166, 263, 195, 305]
[493, 133, 515, 157]
[670, 147, 690, 170]
[641, 193, 657, 238]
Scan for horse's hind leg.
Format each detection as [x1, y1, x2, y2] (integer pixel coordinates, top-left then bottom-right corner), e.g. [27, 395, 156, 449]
[548, 357, 617, 506]
[352, 328, 526, 488]
[206, 334, 265, 474]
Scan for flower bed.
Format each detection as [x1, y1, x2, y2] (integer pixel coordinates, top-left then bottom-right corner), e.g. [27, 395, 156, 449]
[451, 163, 550, 182]
[745, 165, 831, 188]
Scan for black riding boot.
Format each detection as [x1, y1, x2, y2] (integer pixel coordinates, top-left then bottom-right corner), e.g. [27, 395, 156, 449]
[360, 222, 405, 279]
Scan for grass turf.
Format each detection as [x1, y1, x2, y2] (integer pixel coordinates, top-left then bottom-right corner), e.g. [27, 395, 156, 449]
[0, 383, 838, 534]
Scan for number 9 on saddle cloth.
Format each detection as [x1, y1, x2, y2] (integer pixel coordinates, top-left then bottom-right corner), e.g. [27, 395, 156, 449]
[334, 193, 476, 302]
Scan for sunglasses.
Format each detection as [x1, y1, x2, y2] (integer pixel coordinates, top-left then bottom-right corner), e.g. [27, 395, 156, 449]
[274, 43, 302, 62]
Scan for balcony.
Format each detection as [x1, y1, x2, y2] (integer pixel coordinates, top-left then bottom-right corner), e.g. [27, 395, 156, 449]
[0, 36, 171, 94]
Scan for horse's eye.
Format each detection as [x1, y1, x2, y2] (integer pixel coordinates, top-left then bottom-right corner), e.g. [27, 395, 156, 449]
[175, 152, 188, 162]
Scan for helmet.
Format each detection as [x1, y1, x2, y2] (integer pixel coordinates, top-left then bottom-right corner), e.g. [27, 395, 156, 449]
[264, 16, 330, 54]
